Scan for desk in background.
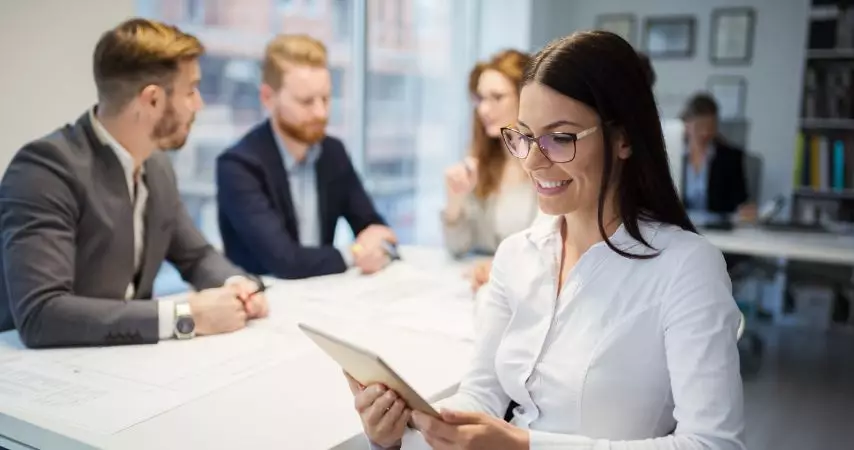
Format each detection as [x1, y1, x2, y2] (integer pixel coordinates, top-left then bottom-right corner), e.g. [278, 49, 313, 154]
[701, 225, 854, 329]
[700, 226, 854, 266]
[0, 247, 476, 450]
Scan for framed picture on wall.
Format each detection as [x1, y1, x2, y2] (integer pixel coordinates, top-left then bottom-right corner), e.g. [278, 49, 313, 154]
[707, 75, 747, 119]
[643, 16, 696, 58]
[710, 7, 756, 65]
[595, 14, 637, 46]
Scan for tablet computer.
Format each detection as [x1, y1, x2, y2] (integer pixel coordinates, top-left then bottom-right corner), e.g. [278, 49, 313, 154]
[298, 322, 439, 417]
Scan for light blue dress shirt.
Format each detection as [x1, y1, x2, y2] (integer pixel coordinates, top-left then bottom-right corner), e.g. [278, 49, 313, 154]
[272, 127, 322, 247]
[684, 144, 715, 212]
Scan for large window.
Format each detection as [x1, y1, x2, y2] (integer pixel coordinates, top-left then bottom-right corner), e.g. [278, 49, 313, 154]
[137, 0, 478, 293]
[365, 0, 476, 245]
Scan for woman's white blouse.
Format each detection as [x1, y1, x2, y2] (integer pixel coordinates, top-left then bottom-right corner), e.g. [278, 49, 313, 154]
[438, 217, 746, 449]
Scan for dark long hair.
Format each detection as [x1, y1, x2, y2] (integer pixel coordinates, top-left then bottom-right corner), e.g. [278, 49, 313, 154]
[525, 31, 696, 259]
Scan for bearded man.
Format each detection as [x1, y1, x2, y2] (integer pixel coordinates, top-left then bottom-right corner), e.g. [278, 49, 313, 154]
[0, 18, 268, 347]
[216, 34, 396, 280]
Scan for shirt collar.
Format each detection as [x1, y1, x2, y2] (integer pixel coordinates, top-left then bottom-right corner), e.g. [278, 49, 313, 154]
[89, 107, 144, 187]
[525, 214, 663, 256]
[685, 141, 717, 161]
[270, 122, 321, 171]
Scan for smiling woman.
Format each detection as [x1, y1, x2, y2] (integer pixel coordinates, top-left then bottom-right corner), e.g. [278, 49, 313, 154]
[350, 30, 746, 450]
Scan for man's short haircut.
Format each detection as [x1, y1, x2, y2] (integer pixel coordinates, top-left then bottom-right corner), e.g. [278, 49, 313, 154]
[262, 34, 328, 90]
[93, 18, 204, 113]
[680, 93, 719, 121]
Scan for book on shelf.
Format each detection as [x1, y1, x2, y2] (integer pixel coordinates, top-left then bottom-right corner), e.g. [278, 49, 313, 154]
[839, 6, 854, 49]
[801, 63, 854, 120]
[804, 4, 854, 120]
[808, 2, 854, 50]
[794, 132, 854, 191]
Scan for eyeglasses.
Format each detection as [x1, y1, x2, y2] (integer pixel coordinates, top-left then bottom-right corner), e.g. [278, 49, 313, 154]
[500, 125, 599, 163]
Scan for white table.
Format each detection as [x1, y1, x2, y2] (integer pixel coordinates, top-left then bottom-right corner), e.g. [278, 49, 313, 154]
[700, 226, 854, 266]
[0, 246, 478, 450]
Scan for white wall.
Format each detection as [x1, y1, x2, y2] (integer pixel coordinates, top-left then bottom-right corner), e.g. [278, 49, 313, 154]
[0, 0, 135, 174]
[528, 0, 810, 204]
[477, 0, 533, 59]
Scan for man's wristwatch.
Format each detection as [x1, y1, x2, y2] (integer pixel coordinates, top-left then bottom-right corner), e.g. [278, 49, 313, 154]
[174, 302, 195, 340]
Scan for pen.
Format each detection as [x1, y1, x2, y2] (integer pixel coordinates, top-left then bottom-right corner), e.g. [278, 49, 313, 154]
[245, 274, 268, 297]
[351, 241, 401, 261]
[381, 239, 402, 261]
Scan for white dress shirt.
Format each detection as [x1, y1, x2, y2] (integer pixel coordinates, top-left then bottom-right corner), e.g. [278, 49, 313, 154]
[90, 111, 175, 339]
[436, 216, 746, 449]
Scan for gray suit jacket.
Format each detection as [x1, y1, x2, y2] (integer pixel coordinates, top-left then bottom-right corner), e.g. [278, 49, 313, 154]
[0, 111, 243, 348]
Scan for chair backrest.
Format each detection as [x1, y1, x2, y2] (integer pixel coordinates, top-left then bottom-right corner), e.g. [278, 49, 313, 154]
[743, 152, 763, 204]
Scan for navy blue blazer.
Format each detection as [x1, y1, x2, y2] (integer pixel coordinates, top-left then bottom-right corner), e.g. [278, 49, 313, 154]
[216, 121, 386, 279]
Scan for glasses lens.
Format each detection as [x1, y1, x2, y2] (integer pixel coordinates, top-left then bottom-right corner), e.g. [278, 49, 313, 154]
[501, 129, 528, 157]
[539, 133, 577, 162]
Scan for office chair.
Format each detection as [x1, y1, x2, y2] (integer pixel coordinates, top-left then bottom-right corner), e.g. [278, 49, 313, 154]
[743, 153, 762, 207]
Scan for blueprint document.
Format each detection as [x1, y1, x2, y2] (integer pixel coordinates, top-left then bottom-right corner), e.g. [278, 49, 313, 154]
[0, 259, 475, 437]
[266, 261, 475, 340]
[0, 326, 310, 435]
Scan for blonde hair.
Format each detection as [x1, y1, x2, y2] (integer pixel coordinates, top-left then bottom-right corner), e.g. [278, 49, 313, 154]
[93, 18, 204, 114]
[262, 34, 328, 90]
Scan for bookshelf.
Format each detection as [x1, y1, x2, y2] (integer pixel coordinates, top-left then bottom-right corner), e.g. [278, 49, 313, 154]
[794, 186, 854, 200]
[801, 117, 854, 130]
[807, 48, 854, 60]
[795, 0, 854, 209]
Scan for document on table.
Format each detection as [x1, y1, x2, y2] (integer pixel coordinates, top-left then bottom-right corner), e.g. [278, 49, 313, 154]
[0, 326, 311, 435]
[0, 257, 475, 437]
[265, 261, 474, 336]
[381, 290, 477, 342]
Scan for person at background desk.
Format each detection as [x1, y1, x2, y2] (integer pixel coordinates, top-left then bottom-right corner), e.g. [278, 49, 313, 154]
[442, 50, 538, 291]
[0, 19, 267, 348]
[349, 31, 744, 450]
[217, 35, 394, 279]
[680, 93, 756, 223]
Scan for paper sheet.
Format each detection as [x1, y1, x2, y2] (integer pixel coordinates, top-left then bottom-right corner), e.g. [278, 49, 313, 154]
[0, 257, 476, 437]
[381, 293, 477, 342]
[0, 326, 311, 435]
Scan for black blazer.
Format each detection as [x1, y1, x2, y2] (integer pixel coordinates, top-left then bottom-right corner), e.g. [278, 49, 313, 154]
[216, 121, 386, 279]
[681, 140, 749, 214]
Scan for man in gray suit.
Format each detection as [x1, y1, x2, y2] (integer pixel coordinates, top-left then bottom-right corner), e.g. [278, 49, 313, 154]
[0, 18, 269, 348]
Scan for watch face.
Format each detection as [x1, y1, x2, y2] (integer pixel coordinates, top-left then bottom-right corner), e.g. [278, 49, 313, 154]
[176, 316, 195, 335]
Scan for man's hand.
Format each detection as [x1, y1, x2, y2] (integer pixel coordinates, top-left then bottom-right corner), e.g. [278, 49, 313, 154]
[224, 276, 269, 319]
[352, 225, 396, 275]
[356, 225, 397, 249]
[188, 287, 247, 336]
[412, 410, 528, 450]
[352, 243, 390, 275]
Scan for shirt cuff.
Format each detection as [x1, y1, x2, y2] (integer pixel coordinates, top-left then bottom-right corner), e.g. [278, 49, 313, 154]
[157, 300, 175, 340]
[368, 440, 401, 450]
[224, 275, 248, 286]
[338, 245, 355, 267]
